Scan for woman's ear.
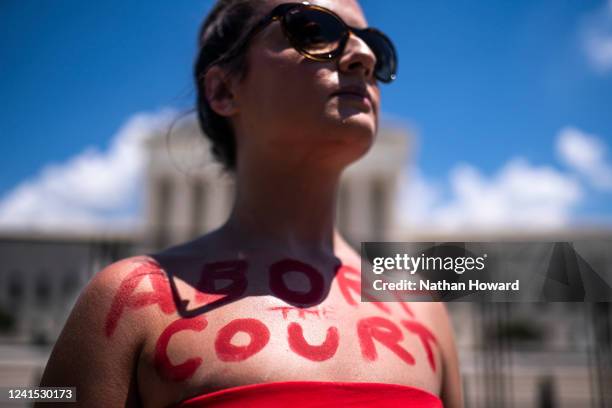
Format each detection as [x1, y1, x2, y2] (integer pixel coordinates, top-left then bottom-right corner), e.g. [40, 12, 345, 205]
[204, 65, 240, 117]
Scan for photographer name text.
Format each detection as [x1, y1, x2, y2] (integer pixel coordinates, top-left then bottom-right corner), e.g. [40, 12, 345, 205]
[372, 279, 520, 292]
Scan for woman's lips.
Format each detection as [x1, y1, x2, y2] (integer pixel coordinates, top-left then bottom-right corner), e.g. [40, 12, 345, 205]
[331, 89, 372, 109]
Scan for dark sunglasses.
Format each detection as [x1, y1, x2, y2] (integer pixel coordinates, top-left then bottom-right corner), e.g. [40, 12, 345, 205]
[217, 2, 398, 83]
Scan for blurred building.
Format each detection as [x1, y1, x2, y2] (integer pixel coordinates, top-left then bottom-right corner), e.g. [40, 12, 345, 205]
[0, 120, 610, 407]
[0, 232, 133, 389]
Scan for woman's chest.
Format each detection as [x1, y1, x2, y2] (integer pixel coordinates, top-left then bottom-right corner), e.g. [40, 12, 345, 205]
[136, 293, 443, 408]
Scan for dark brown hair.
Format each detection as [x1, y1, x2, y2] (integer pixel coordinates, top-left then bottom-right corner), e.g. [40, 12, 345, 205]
[194, 0, 266, 171]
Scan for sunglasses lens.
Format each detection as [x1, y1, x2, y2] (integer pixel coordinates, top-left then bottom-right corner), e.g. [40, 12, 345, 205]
[284, 7, 346, 57]
[358, 30, 397, 83]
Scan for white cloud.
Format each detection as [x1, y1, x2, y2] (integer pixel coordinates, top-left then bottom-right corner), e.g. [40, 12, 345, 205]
[557, 126, 612, 190]
[400, 158, 583, 232]
[582, 0, 612, 73]
[400, 125, 612, 233]
[0, 110, 176, 232]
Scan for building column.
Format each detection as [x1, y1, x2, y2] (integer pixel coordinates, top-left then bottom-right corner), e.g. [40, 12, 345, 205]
[169, 176, 192, 245]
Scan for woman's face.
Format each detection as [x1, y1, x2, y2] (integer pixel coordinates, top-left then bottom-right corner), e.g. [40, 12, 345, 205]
[233, 0, 381, 169]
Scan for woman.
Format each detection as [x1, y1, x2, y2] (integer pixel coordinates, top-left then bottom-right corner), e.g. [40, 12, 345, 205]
[39, 0, 463, 406]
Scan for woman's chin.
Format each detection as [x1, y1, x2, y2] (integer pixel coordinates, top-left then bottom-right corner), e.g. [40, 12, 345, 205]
[332, 112, 377, 142]
[319, 116, 376, 161]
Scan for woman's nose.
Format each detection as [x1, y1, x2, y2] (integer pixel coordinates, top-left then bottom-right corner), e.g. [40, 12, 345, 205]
[337, 33, 377, 81]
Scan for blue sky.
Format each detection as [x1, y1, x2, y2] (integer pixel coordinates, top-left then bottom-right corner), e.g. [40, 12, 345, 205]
[1, 0, 611, 231]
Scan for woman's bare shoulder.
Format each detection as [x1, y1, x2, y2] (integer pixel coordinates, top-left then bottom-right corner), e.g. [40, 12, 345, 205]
[38, 255, 162, 406]
[91, 255, 160, 286]
[57, 255, 167, 343]
[414, 302, 463, 407]
[408, 302, 455, 338]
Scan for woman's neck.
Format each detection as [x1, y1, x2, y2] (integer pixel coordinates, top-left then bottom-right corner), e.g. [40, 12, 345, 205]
[223, 159, 344, 257]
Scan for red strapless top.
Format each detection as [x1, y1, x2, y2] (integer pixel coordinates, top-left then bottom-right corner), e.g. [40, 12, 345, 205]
[172, 381, 443, 407]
